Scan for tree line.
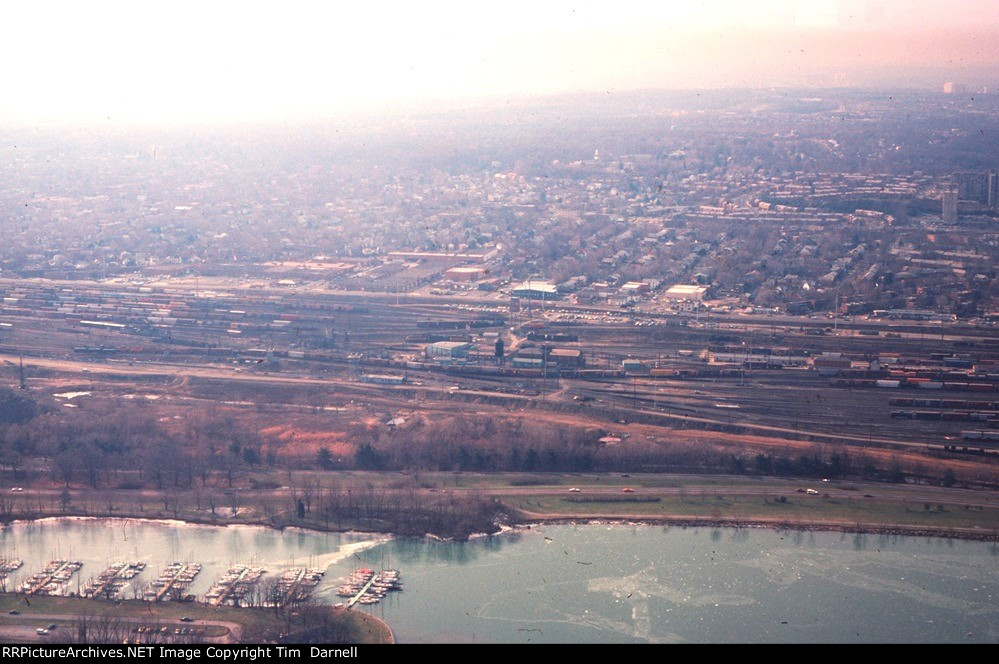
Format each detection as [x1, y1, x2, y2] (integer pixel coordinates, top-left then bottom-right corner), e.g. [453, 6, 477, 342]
[0, 395, 989, 496]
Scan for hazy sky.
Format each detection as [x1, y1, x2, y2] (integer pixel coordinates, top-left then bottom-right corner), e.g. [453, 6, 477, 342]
[2, 0, 998, 124]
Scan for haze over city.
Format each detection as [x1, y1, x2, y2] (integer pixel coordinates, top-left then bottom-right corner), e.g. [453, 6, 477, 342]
[0, 0, 998, 648]
[2, 0, 999, 124]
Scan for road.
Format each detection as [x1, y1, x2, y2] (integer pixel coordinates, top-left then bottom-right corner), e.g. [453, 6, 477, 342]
[0, 612, 241, 643]
[473, 482, 997, 509]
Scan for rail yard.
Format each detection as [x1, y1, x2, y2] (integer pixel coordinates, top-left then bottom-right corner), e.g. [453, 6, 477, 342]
[2, 275, 997, 459]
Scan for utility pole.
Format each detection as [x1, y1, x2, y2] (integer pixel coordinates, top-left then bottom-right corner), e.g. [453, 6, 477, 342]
[19, 354, 26, 390]
[542, 356, 547, 401]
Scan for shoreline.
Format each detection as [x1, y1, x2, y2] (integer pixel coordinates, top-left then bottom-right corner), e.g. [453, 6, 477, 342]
[4, 513, 384, 540]
[515, 515, 999, 542]
[347, 609, 394, 645]
[4, 511, 997, 543]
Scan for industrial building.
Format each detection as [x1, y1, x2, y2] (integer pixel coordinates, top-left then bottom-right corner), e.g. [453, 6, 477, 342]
[444, 266, 486, 282]
[511, 356, 544, 369]
[387, 248, 499, 263]
[620, 281, 651, 295]
[622, 358, 648, 373]
[511, 280, 560, 300]
[813, 354, 853, 376]
[548, 348, 584, 367]
[663, 284, 709, 301]
[425, 341, 473, 360]
[511, 346, 544, 368]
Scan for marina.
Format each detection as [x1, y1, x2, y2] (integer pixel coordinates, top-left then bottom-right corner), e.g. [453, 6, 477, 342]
[338, 568, 403, 607]
[205, 565, 265, 607]
[82, 561, 146, 599]
[143, 562, 202, 602]
[18, 560, 84, 596]
[272, 567, 326, 606]
[0, 558, 23, 582]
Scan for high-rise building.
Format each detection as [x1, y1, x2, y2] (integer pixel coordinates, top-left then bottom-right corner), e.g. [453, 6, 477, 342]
[942, 190, 958, 223]
[955, 172, 989, 203]
[988, 171, 999, 208]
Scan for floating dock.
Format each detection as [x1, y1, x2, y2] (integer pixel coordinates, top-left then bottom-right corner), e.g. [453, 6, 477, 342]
[339, 568, 402, 607]
[205, 565, 265, 607]
[19, 560, 84, 596]
[272, 567, 325, 606]
[82, 562, 146, 599]
[0, 558, 23, 581]
[143, 562, 201, 602]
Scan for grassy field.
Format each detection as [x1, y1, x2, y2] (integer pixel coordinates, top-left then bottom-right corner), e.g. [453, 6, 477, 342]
[282, 469, 811, 491]
[278, 469, 999, 496]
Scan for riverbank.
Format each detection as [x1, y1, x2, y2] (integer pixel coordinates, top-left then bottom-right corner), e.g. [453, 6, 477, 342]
[4, 501, 997, 545]
[506, 483, 999, 542]
[2, 470, 997, 542]
[276, 606, 394, 645]
[346, 610, 394, 644]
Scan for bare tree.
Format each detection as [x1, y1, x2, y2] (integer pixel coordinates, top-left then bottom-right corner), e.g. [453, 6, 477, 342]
[162, 491, 182, 518]
[227, 490, 242, 517]
[0, 494, 16, 520]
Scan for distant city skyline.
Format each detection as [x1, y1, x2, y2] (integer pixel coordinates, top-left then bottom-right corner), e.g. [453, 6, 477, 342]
[2, 0, 998, 124]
